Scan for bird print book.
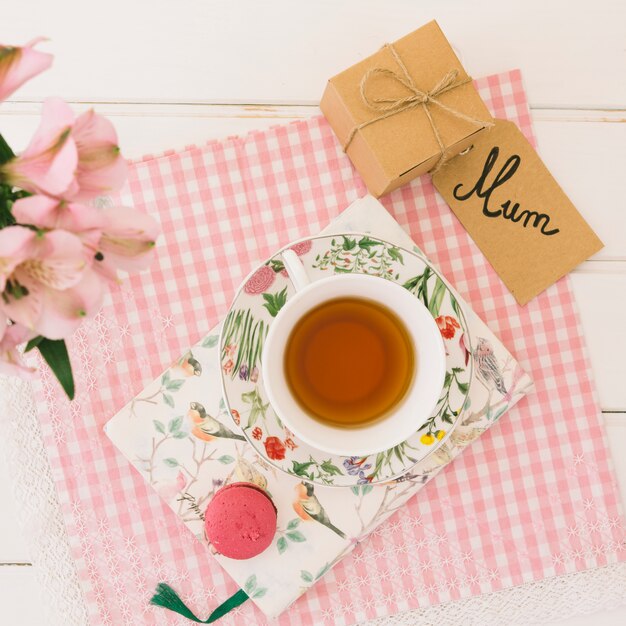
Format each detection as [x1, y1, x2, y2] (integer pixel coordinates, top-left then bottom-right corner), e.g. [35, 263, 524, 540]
[105, 196, 533, 618]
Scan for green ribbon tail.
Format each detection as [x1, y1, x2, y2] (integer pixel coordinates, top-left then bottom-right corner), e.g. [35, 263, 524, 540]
[150, 583, 249, 623]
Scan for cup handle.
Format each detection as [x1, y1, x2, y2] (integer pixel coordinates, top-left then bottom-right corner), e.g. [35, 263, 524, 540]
[281, 249, 311, 292]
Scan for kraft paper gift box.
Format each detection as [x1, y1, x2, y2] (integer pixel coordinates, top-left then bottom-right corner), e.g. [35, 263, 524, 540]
[320, 20, 493, 197]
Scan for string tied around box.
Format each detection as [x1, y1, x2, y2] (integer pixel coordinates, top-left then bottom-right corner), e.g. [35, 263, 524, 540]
[343, 42, 494, 173]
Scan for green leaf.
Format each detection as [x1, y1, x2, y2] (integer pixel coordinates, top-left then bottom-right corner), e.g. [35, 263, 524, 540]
[320, 460, 342, 476]
[316, 563, 331, 579]
[291, 460, 315, 477]
[300, 570, 313, 583]
[219, 397, 226, 410]
[244, 575, 257, 594]
[163, 393, 175, 408]
[456, 381, 470, 394]
[361, 484, 374, 496]
[153, 420, 166, 434]
[287, 518, 300, 530]
[387, 247, 404, 263]
[253, 588, 267, 599]
[202, 335, 219, 348]
[492, 406, 507, 422]
[268, 258, 285, 273]
[163, 458, 178, 467]
[24, 335, 44, 353]
[342, 236, 357, 250]
[262, 286, 288, 317]
[161, 370, 170, 385]
[350, 485, 360, 496]
[286, 531, 306, 543]
[242, 388, 269, 428]
[277, 536, 288, 554]
[450, 295, 462, 319]
[36, 338, 75, 400]
[357, 236, 379, 251]
[428, 277, 446, 317]
[168, 416, 183, 433]
[402, 275, 421, 292]
[443, 371, 452, 388]
[173, 431, 188, 439]
[218, 455, 235, 464]
[0, 133, 15, 165]
[166, 379, 185, 392]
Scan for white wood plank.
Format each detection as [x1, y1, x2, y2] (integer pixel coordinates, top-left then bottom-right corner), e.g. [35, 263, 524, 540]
[0, 450, 30, 562]
[533, 116, 626, 261]
[570, 270, 626, 411]
[0, 567, 46, 623]
[1, 0, 625, 108]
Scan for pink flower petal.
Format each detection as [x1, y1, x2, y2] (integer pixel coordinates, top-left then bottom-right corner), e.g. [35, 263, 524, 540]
[0, 38, 53, 102]
[0, 322, 36, 378]
[3, 98, 78, 196]
[13, 195, 105, 233]
[1, 268, 43, 332]
[68, 109, 128, 201]
[96, 207, 159, 275]
[35, 268, 104, 339]
[0, 226, 36, 291]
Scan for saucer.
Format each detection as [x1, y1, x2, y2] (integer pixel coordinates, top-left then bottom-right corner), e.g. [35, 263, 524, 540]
[220, 234, 472, 486]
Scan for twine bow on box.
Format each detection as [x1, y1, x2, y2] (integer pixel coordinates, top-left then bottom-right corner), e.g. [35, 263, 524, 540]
[343, 43, 494, 173]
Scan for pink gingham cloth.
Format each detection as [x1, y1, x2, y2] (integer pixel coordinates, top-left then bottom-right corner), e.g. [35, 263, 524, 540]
[33, 69, 625, 625]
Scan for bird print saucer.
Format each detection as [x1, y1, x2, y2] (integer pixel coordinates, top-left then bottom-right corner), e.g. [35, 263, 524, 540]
[220, 234, 473, 487]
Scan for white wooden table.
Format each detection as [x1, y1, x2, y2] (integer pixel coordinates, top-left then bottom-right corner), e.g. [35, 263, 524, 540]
[1, 1, 625, 624]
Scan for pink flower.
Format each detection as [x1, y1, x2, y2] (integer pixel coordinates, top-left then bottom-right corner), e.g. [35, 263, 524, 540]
[68, 108, 127, 201]
[290, 240, 312, 256]
[12, 195, 103, 234]
[0, 314, 35, 378]
[1, 98, 127, 201]
[0, 98, 77, 197]
[0, 38, 53, 102]
[244, 265, 275, 295]
[13, 196, 159, 280]
[222, 359, 234, 375]
[0, 226, 103, 339]
[90, 207, 158, 280]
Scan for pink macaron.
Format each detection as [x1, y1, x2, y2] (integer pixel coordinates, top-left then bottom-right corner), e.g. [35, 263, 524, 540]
[204, 482, 277, 560]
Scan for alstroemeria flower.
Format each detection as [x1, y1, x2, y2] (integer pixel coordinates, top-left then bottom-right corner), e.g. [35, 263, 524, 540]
[0, 98, 77, 196]
[0, 226, 102, 339]
[90, 207, 158, 280]
[1, 98, 127, 202]
[67, 109, 127, 201]
[0, 38, 53, 102]
[0, 313, 35, 378]
[12, 194, 103, 234]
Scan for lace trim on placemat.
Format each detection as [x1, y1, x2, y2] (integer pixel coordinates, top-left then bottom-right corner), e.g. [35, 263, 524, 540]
[361, 563, 626, 625]
[1, 375, 625, 626]
[0, 375, 89, 626]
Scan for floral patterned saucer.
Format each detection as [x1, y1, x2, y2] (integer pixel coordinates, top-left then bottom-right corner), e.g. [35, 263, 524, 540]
[220, 234, 472, 487]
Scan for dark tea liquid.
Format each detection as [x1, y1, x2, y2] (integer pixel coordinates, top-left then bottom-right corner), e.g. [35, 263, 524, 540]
[284, 297, 415, 428]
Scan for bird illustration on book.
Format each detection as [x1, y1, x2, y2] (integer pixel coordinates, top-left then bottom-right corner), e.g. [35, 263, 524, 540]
[174, 351, 202, 377]
[473, 337, 507, 395]
[292, 482, 346, 538]
[188, 402, 246, 442]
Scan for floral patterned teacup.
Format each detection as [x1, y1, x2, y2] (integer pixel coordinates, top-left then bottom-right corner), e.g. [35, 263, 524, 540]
[262, 250, 446, 457]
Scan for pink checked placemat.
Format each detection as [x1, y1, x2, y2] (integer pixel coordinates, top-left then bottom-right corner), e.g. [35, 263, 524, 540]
[32, 69, 625, 626]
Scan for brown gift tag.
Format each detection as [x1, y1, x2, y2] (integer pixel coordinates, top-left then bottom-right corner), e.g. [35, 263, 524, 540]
[432, 119, 603, 305]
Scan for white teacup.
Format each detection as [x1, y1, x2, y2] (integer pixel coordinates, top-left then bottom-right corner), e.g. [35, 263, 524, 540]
[262, 250, 446, 457]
